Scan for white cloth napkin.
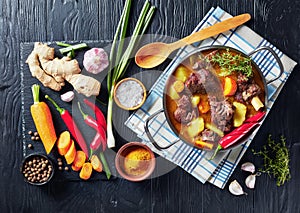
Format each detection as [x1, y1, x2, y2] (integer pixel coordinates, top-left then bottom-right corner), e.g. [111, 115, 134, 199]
[125, 7, 297, 188]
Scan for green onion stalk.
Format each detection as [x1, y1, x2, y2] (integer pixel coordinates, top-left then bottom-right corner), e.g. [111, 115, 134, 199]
[56, 42, 88, 58]
[106, 0, 155, 148]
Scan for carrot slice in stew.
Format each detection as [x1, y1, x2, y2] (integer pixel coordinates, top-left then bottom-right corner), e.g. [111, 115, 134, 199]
[195, 140, 214, 150]
[198, 98, 210, 114]
[223, 77, 237, 96]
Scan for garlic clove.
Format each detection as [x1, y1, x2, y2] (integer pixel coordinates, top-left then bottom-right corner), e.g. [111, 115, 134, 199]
[245, 172, 261, 189]
[60, 91, 75, 102]
[245, 174, 256, 189]
[229, 180, 247, 196]
[241, 162, 255, 173]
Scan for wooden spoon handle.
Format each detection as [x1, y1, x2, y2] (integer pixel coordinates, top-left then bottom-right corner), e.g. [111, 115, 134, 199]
[171, 14, 251, 50]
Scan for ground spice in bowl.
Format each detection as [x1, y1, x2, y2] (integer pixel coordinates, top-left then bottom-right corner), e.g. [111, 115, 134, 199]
[115, 142, 155, 181]
[124, 147, 151, 176]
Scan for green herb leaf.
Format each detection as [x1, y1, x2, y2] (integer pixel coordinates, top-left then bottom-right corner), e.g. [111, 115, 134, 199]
[210, 49, 253, 77]
[252, 134, 291, 186]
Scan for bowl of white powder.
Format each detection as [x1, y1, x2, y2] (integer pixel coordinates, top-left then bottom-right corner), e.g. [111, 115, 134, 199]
[114, 78, 147, 110]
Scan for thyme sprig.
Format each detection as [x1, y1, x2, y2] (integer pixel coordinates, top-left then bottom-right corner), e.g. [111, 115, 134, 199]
[252, 135, 291, 186]
[210, 49, 253, 77]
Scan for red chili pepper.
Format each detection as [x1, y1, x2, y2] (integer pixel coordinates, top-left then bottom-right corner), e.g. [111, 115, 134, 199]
[96, 125, 107, 151]
[90, 126, 106, 150]
[211, 111, 266, 159]
[83, 99, 107, 151]
[45, 95, 89, 158]
[78, 102, 98, 129]
[244, 111, 266, 123]
[78, 102, 106, 151]
[84, 99, 106, 130]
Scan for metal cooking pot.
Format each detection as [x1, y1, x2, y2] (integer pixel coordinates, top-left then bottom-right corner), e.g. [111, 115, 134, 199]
[144, 45, 284, 151]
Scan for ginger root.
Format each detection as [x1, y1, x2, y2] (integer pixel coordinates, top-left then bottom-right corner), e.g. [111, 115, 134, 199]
[65, 74, 101, 97]
[26, 51, 62, 91]
[26, 42, 101, 97]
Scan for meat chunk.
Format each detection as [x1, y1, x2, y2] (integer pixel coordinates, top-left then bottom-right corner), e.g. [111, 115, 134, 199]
[236, 73, 262, 102]
[209, 96, 234, 132]
[234, 91, 244, 103]
[185, 73, 205, 94]
[185, 72, 206, 94]
[237, 73, 249, 91]
[192, 60, 209, 70]
[177, 95, 191, 109]
[192, 51, 218, 71]
[242, 83, 261, 101]
[173, 95, 197, 123]
[201, 129, 220, 142]
[174, 108, 197, 124]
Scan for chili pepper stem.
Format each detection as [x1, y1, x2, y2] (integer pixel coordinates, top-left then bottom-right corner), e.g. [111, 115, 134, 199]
[77, 102, 88, 120]
[99, 152, 111, 180]
[210, 144, 223, 160]
[45, 95, 64, 114]
[32, 84, 40, 104]
[89, 149, 94, 160]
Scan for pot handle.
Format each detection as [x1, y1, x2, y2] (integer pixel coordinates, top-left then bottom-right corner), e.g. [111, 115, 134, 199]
[144, 109, 180, 150]
[248, 46, 284, 84]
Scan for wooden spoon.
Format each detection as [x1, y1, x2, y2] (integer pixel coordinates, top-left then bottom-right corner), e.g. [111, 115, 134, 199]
[135, 14, 251, 68]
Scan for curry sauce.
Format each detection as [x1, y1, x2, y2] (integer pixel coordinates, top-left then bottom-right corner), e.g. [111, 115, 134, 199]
[165, 48, 266, 149]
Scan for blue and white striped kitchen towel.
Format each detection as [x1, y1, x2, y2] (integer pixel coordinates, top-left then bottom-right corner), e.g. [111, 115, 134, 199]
[125, 7, 297, 189]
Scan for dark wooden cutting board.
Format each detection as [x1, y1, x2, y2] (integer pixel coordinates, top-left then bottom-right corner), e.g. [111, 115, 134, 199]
[20, 40, 117, 181]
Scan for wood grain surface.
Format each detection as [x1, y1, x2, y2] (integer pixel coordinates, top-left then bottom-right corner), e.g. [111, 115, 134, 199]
[1, 0, 300, 212]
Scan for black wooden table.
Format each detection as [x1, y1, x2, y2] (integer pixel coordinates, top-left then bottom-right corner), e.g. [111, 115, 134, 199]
[1, 0, 300, 212]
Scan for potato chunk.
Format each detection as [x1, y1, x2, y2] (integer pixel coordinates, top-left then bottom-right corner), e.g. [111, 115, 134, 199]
[233, 102, 247, 127]
[191, 95, 200, 107]
[251, 96, 264, 111]
[186, 117, 205, 138]
[168, 85, 180, 100]
[174, 65, 190, 82]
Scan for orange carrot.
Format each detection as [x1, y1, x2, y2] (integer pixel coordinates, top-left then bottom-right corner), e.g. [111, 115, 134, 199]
[65, 140, 76, 164]
[90, 154, 103, 172]
[57, 131, 72, 156]
[195, 140, 214, 150]
[79, 162, 93, 180]
[198, 98, 210, 114]
[30, 84, 57, 154]
[223, 77, 237, 96]
[71, 151, 87, 171]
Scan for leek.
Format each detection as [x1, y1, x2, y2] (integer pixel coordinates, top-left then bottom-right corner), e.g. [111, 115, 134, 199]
[106, 0, 155, 148]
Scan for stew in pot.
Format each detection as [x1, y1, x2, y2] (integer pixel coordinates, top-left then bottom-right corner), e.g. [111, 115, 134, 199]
[165, 48, 265, 150]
